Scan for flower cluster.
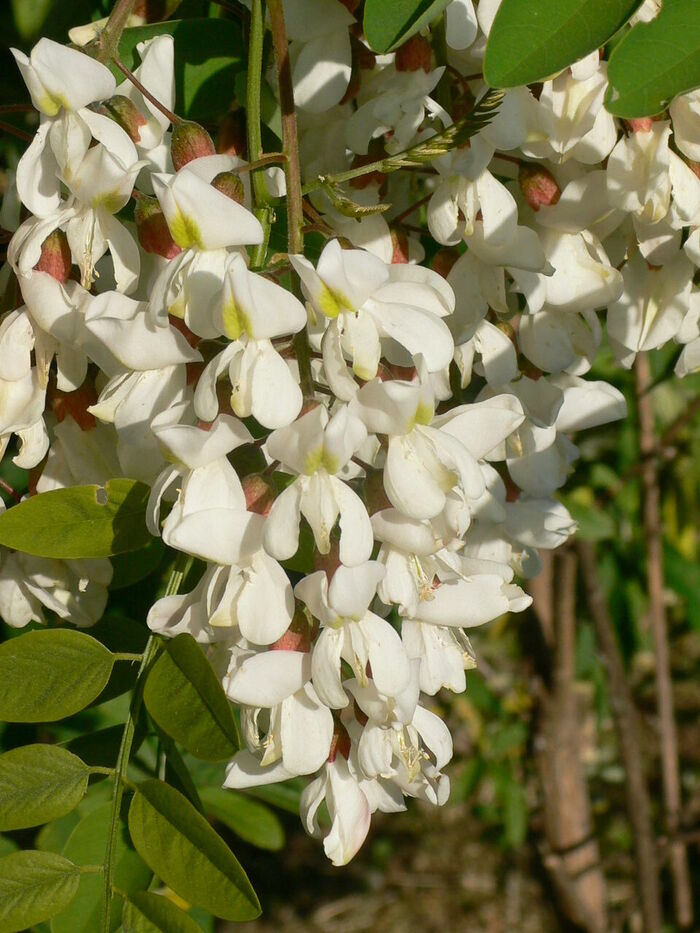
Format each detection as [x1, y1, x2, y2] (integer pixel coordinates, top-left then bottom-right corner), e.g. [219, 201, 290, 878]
[1, 0, 698, 865]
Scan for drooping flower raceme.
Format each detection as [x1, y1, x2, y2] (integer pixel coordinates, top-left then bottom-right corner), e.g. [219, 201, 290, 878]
[1, 1, 697, 868]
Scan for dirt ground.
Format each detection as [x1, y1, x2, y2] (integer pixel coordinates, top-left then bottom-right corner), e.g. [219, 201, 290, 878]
[228, 800, 561, 933]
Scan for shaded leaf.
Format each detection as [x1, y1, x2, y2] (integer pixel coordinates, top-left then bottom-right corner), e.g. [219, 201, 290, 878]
[128, 780, 260, 921]
[143, 634, 239, 761]
[606, 0, 700, 116]
[110, 539, 166, 590]
[117, 19, 244, 122]
[200, 787, 285, 851]
[122, 892, 201, 933]
[364, 0, 451, 53]
[0, 850, 80, 933]
[0, 745, 90, 831]
[484, 0, 644, 88]
[0, 480, 151, 559]
[0, 629, 114, 722]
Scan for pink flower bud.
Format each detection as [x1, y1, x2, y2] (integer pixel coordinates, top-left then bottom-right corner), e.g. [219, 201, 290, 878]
[216, 110, 247, 157]
[97, 95, 147, 144]
[270, 607, 317, 652]
[519, 163, 561, 211]
[395, 35, 432, 73]
[242, 474, 276, 516]
[49, 378, 98, 431]
[211, 170, 245, 205]
[134, 195, 182, 259]
[390, 228, 409, 264]
[34, 230, 72, 283]
[432, 248, 458, 278]
[328, 721, 352, 762]
[171, 120, 216, 171]
[625, 117, 655, 134]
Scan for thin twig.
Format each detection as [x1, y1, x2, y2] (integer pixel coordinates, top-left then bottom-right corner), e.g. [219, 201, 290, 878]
[246, 0, 273, 270]
[578, 540, 663, 933]
[112, 58, 180, 125]
[0, 104, 33, 114]
[394, 192, 433, 224]
[268, 0, 314, 399]
[635, 353, 693, 929]
[0, 120, 33, 143]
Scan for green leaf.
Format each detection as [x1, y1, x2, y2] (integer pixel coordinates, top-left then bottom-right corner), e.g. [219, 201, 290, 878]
[0, 835, 18, 857]
[35, 812, 81, 855]
[52, 803, 151, 933]
[200, 788, 285, 851]
[0, 480, 151, 559]
[143, 634, 239, 761]
[242, 780, 303, 815]
[118, 19, 244, 123]
[364, 0, 451, 53]
[122, 893, 202, 933]
[0, 744, 90, 831]
[484, 0, 644, 88]
[606, 0, 700, 116]
[110, 539, 166, 590]
[0, 629, 115, 722]
[10, 0, 54, 40]
[128, 780, 260, 922]
[0, 850, 80, 933]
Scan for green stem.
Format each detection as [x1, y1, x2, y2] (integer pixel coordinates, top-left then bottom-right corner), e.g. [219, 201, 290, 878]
[114, 652, 143, 662]
[301, 88, 504, 195]
[92, 0, 137, 64]
[247, 0, 273, 270]
[100, 558, 186, 932]
[267, 0, 313, 398]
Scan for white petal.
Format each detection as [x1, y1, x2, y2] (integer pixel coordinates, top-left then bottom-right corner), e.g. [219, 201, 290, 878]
[227, 650, 311, 706]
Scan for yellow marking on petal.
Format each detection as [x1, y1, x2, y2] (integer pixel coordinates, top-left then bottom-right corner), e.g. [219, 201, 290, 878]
[92, 192, 124, 214]
[169, 209, 202, 249]
[407, 399, 435, 432]
[221, 298, 251, 340]
[303, 446, 339, 476]
[38, 92, 69, 116]
[318, 284, 352, 319]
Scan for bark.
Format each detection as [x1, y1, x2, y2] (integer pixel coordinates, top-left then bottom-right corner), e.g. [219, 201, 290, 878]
[578, 540, 663, 932]
[529, 549, 608, 932]
[635, 353, 693, 928]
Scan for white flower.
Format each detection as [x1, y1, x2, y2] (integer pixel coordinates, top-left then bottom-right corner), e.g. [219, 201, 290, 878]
[296, 563, 412, 706]
[193, 252, 306, 428]
[263, 404, 373, 566]
[291, 239, 454, 383]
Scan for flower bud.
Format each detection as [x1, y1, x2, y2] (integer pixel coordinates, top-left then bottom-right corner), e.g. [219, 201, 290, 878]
[349, 140, 386, 191]
[133, 0, 181, 21]
[34, 230, 72, 283]
[390, 228, 409, 264]
[625, 117, 655, 133]
[363, 467, 391, 515]
[395, 35, 432, 73]
[242, 474, 276, 516]
[134, 195, 182, 259]
[211, 171, 245, 205]
[518, 163, 561, 211]
[432, 248, 458, 278]
[49, 378, 98, 431]
[328, 720, 351, 762]
[270, 606, 318, 652]
[313, 536, 341, 580]
[217, 110, 247, 157]
[170, 120, 216, 171]
[97, 95, 147, 144]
